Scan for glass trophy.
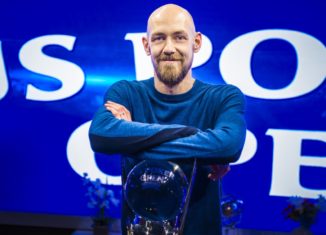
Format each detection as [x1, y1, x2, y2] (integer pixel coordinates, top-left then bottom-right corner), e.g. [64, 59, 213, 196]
[124, 160, 196, 235]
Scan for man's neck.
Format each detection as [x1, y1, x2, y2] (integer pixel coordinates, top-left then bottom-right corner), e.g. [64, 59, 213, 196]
[154, 74, 195, 95]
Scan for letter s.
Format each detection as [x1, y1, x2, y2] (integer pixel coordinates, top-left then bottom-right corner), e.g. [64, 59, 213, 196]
[19, 35, 85, 101]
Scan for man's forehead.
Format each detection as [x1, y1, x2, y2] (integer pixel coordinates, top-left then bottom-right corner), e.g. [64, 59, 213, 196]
[149, 22, 191, 36]
[147, 4, 195, 35]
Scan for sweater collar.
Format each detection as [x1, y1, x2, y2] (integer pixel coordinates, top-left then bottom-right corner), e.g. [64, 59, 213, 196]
[144, 78, 201, 102]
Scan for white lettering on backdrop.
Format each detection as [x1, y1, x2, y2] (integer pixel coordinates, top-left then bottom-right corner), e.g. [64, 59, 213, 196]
[0, 41, 9, 100]
[67, 121, 122, 185]
[219, 29, 326, 99]
[266, 129, 326, 198]
[18, 35, 85, 101]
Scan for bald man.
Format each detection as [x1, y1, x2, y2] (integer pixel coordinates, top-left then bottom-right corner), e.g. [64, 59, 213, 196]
[89, 4, 246, 235]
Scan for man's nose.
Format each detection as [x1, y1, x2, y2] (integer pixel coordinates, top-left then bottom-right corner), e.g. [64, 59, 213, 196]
[163, 38, 176, 55]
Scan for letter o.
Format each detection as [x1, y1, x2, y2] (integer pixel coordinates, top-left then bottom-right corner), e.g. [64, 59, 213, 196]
[219, 29, 326, 99]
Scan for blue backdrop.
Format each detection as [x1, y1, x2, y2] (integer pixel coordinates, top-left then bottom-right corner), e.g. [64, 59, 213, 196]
[0, 0, 325, 233]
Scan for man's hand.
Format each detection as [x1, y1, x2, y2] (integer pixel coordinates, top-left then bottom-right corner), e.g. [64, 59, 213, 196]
[105, 101, 132, 121]
[208, 164, 231, 181]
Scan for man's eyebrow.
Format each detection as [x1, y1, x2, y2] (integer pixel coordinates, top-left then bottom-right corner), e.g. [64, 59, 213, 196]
[173, 31, 188, 35]
[151, 31, 188, 37]
[151, 32, 165, 37]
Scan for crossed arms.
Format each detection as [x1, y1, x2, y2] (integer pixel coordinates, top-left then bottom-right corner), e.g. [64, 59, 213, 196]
[89, 81, 246, 164]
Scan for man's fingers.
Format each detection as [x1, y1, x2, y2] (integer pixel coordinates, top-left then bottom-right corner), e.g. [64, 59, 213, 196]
[105, 101, 131, 121]
[107, 106, 129, 120]
[208, 164, 231, 181]
[105, 103, 120, 113]
[106, 103, 130, 117]
[106, 106, 120, 118]
[105, 101, 128, 112]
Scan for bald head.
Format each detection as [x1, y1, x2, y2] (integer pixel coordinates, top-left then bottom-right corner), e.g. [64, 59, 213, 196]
[147, 4, 196, 36]
[142, 4, 202, 90]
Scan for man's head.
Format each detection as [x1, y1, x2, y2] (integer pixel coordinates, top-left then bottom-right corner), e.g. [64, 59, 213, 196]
[142, 4, 202, 87]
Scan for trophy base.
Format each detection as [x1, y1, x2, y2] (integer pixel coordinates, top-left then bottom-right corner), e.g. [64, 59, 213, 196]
[127, 220, 179, 235]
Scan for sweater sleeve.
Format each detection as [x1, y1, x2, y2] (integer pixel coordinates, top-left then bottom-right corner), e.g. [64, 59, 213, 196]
[134, 86, 246, 164]
[89, 81, 198, 154]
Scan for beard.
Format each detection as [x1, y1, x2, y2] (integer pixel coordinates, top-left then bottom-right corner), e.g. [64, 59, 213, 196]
[154, 55, 192, 87]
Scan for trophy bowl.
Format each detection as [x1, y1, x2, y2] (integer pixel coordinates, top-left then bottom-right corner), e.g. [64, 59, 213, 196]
[124, 160, 189, 221]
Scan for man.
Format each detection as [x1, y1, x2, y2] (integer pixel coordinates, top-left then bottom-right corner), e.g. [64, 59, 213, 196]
[89, 4, 246, 235]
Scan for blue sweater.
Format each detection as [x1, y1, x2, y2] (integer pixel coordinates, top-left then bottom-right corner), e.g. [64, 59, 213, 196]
[89, 78, 246, 235]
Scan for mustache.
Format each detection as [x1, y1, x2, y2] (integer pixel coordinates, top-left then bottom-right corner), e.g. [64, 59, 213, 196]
[158, 56, 183, 61]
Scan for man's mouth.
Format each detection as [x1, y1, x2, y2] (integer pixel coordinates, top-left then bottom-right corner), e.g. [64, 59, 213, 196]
[160, 59, 181, 62]
[160, 60, 180, 66]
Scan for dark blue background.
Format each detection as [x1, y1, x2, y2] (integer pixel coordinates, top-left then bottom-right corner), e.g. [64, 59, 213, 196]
[0, 0, 325, 233]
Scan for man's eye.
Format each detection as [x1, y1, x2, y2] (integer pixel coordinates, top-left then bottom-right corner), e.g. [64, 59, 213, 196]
[176, 36, 186, 40]
[152, 37, 163, 41]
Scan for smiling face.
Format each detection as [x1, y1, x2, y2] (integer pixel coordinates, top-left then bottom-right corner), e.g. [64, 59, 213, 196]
[143, 4, 202, 87]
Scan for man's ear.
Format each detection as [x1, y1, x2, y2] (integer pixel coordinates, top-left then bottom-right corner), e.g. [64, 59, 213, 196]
[142, 36, 151, 55]
[193, 32, 202, 53]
